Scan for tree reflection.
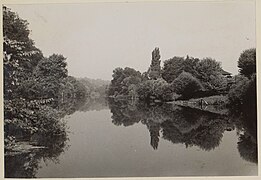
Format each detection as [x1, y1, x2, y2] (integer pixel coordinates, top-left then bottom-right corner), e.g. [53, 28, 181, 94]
[147, 121, 160, 150]
[5, 133, 69, 178]
[160, 107, 230, 151]
[109, 99, 232, 151]
[237, 134, 257, 163]
[79, 97, 108, 112]
[4, 96, 81, 178]
[230, 106, 257, 164]
[108, 99, 256, 161]
[108, 98, 142, 127]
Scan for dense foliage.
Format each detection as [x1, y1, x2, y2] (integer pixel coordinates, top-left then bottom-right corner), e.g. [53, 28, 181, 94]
[238, 48, 256, 78]
[162, 56, 227, 92]
[109, 48, 229, 101]
[3, 7, 89, 152]
[108, 67, 142, 97]
[171, 72, 203, 99]
[228, 48, 256, 111]
[136, 78, 173, 101]
[162, 56, 185, 83]
[3, 6, 44, 99]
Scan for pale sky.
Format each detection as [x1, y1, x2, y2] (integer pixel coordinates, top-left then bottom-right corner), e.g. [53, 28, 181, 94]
[7, 1, 256, 80]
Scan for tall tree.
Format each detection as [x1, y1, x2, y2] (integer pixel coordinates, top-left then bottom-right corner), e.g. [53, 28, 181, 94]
[238, 48, 256, 78]
[148, 47, 161, 80]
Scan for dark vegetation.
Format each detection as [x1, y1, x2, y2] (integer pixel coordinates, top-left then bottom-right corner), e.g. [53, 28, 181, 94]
[107, 43, 256, 112]
[3, 7, 110, 156]
[108, 47, 235, 102]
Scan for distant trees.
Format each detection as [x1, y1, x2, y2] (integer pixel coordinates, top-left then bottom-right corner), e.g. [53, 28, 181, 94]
[238, 48, 256, 78]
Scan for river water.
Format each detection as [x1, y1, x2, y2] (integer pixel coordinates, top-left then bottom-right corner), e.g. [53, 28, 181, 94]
[5, 98, 258, 177]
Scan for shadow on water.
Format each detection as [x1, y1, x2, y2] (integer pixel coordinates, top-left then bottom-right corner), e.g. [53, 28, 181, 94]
[108, 98, 257, 162]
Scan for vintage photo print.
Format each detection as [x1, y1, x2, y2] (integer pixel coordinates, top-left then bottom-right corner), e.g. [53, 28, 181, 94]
[1, 0, 259, 178]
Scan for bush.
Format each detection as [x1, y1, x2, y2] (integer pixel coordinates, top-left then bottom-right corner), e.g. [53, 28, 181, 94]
[137, 78, 174, 101]
[228, 75, 256, 109]
[171, 71, 203, 99]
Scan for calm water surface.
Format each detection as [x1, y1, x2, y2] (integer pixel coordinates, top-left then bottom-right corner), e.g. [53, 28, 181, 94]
[5, 99, 258, 177]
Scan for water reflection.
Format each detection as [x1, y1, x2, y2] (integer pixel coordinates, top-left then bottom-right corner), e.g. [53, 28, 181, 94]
[108, 98, 257, 162]
[5, 97, 110, 178]
[4, 95, 84, 178]
[232, 107, 258, 164]
[5, 97, 257, 177]
[5, 134, 68, 178]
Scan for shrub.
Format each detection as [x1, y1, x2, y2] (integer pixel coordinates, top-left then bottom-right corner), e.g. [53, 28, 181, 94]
[228, 75, 256, 109]
[171, 71, 203, 99]
[137, 78, 174, 101]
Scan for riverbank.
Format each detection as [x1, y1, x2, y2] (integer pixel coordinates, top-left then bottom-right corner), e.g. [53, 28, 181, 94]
[168, 95, 229, 115]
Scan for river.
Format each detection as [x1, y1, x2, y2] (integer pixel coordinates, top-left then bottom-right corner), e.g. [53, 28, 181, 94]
[5, 98, 258, 177]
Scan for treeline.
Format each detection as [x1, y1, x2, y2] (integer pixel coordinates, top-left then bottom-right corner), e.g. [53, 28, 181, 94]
[3, 7, 86, 150]
[108, 48, 226, 101]
[77, 77, 110, 99]
[108, 47, 256, 104]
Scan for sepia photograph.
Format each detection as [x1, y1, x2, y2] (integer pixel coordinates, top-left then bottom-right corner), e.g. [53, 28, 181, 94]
[2, 0, 258, 178]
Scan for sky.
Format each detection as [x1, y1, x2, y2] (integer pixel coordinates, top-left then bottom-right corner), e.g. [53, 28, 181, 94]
[7, 1, 256, 80]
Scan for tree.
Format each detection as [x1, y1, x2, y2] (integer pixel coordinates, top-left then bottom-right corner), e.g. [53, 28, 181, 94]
[137, 78, 172, 101]
[228, 74, 256, 109]
[20, 54, 68, 100]
[3, 6, 43, 99]
[34, 54, 68, 80]
[171, 71, 203, 99]
[136, 80, 154, 101]
[162, 56, 184, 83]
[195, 58, 227, 91]
[162, 55, 226, 93]
[182, 55, 200, 77]
[238, 48, 256, 78]
[108, 67, 142, 96]
[148, 47, 161, 80]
